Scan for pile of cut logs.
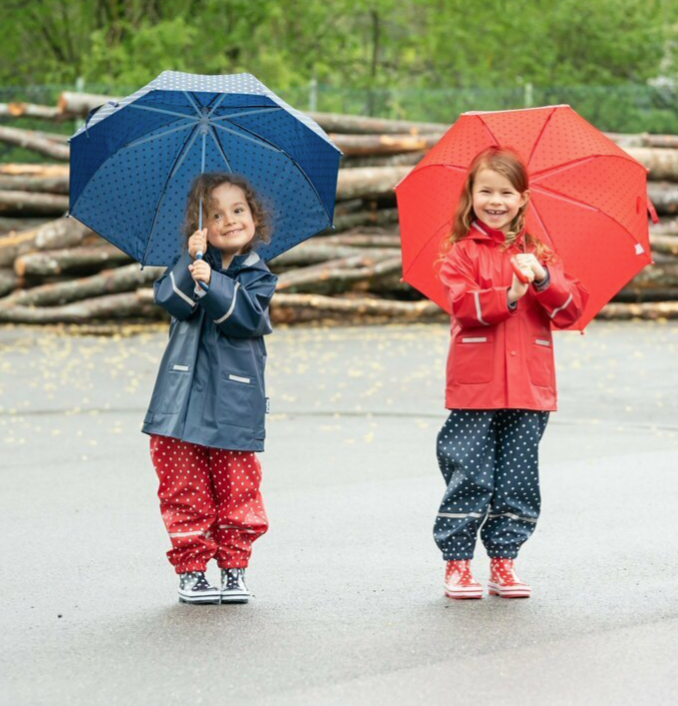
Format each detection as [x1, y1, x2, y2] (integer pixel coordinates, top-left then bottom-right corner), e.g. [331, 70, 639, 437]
[1, 91, 678, 325]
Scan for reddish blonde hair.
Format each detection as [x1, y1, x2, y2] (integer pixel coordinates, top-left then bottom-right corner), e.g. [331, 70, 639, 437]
[182, 173, 271, 254]
[442, 147, 553, 262]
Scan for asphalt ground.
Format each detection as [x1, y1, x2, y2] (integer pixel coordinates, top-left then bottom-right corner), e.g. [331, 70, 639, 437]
[1, 319, 677, 705]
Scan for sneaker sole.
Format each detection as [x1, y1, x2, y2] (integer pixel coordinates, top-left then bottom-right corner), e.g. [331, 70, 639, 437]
[178, 591, 222, 605]
[444, 588, 483, 600]
[220, 595, 250, 604]
[488, 582, 531, 598]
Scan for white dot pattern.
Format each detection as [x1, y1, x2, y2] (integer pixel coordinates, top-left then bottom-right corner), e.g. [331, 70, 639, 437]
[150, 434, 268, 574]
[434, 409, 549, 560]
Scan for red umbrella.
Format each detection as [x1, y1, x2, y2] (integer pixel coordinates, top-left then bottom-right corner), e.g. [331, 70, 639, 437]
[394, 105, 656, 330]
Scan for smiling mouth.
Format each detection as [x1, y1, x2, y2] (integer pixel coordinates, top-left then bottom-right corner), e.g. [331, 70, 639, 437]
[485, 210, 507, 216]
[223, 229, 244, 236]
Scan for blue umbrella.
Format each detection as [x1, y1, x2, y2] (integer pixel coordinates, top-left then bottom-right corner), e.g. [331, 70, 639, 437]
[68, 71, 342, 267]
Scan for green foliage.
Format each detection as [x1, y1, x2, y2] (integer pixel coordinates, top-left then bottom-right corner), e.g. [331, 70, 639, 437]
[0, 0, 676, 131]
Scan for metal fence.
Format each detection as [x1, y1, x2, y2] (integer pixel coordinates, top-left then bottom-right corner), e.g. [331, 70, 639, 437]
[2, 81, 677, 163]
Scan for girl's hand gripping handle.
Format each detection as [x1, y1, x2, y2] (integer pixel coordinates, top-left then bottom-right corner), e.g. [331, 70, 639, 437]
[195, 251, 209, 291]
[510, 256, 530, 284]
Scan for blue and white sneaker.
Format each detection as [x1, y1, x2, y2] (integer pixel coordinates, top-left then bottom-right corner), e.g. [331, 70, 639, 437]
[178, 571, 221, 604]
[220, 568, 250, 603]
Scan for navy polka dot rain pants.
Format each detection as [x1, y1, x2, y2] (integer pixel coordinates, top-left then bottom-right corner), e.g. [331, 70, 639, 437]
[434, 409, 549, 561]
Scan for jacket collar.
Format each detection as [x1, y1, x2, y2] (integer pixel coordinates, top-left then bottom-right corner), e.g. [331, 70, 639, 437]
[205, 245, 261, 272]
[469, 220, 526, 249]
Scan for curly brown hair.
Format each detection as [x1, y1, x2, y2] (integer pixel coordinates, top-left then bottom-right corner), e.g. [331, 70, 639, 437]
[441, 146, 554, 263]
[182, 173, 272, 254]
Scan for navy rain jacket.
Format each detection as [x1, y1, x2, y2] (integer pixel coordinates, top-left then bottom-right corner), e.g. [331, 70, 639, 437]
[142, 246, 277, 452]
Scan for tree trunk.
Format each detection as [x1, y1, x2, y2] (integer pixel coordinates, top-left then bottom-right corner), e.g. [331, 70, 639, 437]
[613, 286, 678, 302]
[0, 190, 69, 216]
[0, 217, 92, 267]
[308, 112, 449, 135]
[333, 208, 399, 231]
[336, 167, 411, 201]
[0, 217, 51, 234]
[597, 301, 678, 320]
[320, 233, 400, 248]
[0, 268, 19, 297]
[624, 147, 678, 180]
[14, 244, 131, 277]
[0, 164, 69, 178]
[650, 233, 678, 257]
[646, 182, 678, 215]
[342, 152, 425, 169]
[0, 263, 162, 308]
[270, 292, 444, 323]
[331, 133, 442, 155]
[629, 262, 678, 287]
[0, 126, 70, 161]
[0, 290, 159, 324]
[606, 132, 678, 149]
[0, 175, 70, 194]
[57, 91, 120, 117]
[0, 102, 63, 120]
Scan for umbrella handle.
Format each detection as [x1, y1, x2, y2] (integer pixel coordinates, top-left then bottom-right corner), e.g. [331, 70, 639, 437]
[195, 251, 209, 292]
[510, 257, 530, 284]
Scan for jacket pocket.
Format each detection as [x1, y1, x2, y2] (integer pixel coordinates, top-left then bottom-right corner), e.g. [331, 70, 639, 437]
[159, 363, 192, 414]
[217, 372, 264, 430]
[527, 336, 553, 388]
[452, 334, 495, 384]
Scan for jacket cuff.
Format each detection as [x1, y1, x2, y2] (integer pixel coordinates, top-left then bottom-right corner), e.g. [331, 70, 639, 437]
[533, 267, 551, 292]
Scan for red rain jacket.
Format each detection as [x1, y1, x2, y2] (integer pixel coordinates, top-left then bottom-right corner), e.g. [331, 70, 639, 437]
[441, 221, 589, 411]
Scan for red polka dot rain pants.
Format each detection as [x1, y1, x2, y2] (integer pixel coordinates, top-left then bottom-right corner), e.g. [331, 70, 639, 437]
[150, 435, 268, 573]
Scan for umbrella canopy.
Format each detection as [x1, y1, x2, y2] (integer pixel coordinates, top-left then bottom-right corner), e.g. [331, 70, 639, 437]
[395, 104, 654, 330]
[69, 71, 342, 266]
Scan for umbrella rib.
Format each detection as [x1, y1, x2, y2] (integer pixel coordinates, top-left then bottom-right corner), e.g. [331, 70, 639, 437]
[121, 121, 196, 151]
[530, 184, 649, 250]
[212, 123, 282, 152]
[475, 115, 500, 146]
[140, 125, 201, 264]
[218, 120, 334, 228]
[168, 127, 202, 181]
[208, 127, 233, 172]
[183, 92, 203, 117]
[530, 153, 646, 181]
[401, 218, 452, 279]
[207, 94, 227, 117]
[128, 104, 199, 121]
[210, 107, 282, 122]
[526, 107, 558, 168]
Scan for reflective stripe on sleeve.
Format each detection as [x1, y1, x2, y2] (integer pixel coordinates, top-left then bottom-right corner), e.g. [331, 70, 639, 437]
[170, 271, 197, 308]
[437, 511, 484, 519]
[473, 291, 489, 326]
[214, 282, 240, 324]
[549, 293, 573, 319]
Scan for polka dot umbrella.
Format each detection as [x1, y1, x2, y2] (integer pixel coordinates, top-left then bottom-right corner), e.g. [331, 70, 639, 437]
[394, 105, 657, 331]
[69, 71, 342, 266]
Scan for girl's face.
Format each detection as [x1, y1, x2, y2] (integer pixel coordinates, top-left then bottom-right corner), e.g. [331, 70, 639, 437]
[472, 168, 529, 234]
[205, 183, 257, 258]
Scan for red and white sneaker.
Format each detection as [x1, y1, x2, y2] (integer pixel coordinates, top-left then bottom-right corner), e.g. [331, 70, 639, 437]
[444, 560, 483, 599]
[488, 558, 531, 598]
